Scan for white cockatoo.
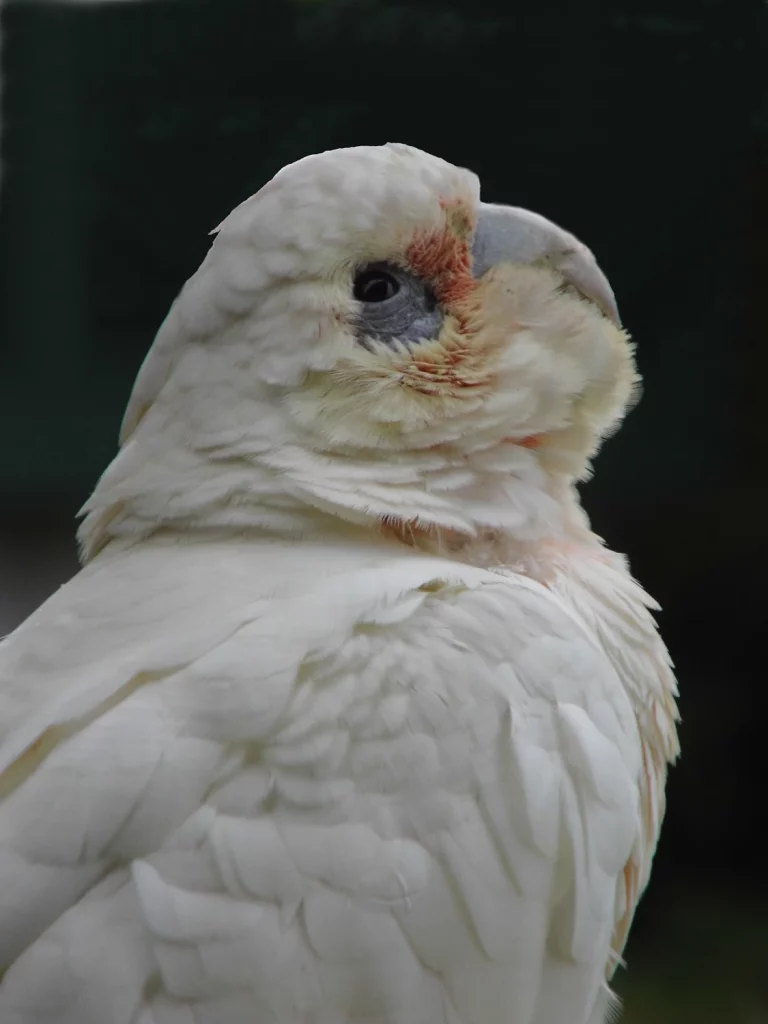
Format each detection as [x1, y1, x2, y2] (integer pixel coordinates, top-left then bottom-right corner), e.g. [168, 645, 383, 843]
[0, 144, 678, 1024]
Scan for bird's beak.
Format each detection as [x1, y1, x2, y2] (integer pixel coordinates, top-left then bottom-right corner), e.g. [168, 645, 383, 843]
[471, 203, 620, 326]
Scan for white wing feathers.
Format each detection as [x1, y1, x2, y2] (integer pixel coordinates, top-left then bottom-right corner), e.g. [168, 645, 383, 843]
[0, 542, 647, 1024]
[547, 547, 679, 959]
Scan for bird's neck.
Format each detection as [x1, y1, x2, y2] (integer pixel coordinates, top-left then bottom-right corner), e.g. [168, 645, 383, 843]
[78, 427, 593, 567]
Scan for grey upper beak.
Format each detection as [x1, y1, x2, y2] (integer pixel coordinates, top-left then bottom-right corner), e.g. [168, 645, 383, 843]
[471, 203, 620, 326]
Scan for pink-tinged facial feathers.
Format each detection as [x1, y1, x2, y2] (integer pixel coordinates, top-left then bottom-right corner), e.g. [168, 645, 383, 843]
[81, 144, 636, 565]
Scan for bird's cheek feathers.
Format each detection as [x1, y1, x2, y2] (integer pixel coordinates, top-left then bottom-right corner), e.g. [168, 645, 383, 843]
[284, 261, 633, 461]
[281, 266, 542, 448]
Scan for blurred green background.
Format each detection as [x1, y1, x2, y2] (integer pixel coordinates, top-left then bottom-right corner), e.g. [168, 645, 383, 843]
[0, 0, 766, 1019]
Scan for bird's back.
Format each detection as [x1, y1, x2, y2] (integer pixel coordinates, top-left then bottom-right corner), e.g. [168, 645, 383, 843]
[0, 531, 674, 1024]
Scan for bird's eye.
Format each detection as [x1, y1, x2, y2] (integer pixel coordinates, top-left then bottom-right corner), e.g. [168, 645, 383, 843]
[352, 261, 444, 349]
[353, 269, 401, 304]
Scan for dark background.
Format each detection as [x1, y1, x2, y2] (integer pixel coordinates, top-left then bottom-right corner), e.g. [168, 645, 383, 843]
[0, 1, 766, 1019]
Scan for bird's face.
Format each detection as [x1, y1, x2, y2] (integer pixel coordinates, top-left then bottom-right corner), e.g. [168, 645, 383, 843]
[83, 145, 638, 556]
[125, 144, 634, 462]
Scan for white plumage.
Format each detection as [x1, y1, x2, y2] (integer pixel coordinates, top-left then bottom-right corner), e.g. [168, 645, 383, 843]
[0, 143, 678, 1024]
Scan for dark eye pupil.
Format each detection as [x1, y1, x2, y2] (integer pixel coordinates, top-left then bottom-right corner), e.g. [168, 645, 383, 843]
[353, 270, 399, 303]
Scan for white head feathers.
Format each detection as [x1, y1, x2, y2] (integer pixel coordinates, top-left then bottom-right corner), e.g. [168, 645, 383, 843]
[79, 143, 637, 561]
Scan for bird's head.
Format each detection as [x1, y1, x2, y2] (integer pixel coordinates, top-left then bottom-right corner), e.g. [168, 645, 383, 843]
[80, 144, 637, 562]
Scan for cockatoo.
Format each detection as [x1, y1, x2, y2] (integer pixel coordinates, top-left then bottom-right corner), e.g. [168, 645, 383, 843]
[0, 143, 679, 1024]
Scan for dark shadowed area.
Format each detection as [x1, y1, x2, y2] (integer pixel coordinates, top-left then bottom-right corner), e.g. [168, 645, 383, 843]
[0, 0, 766, 1019]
